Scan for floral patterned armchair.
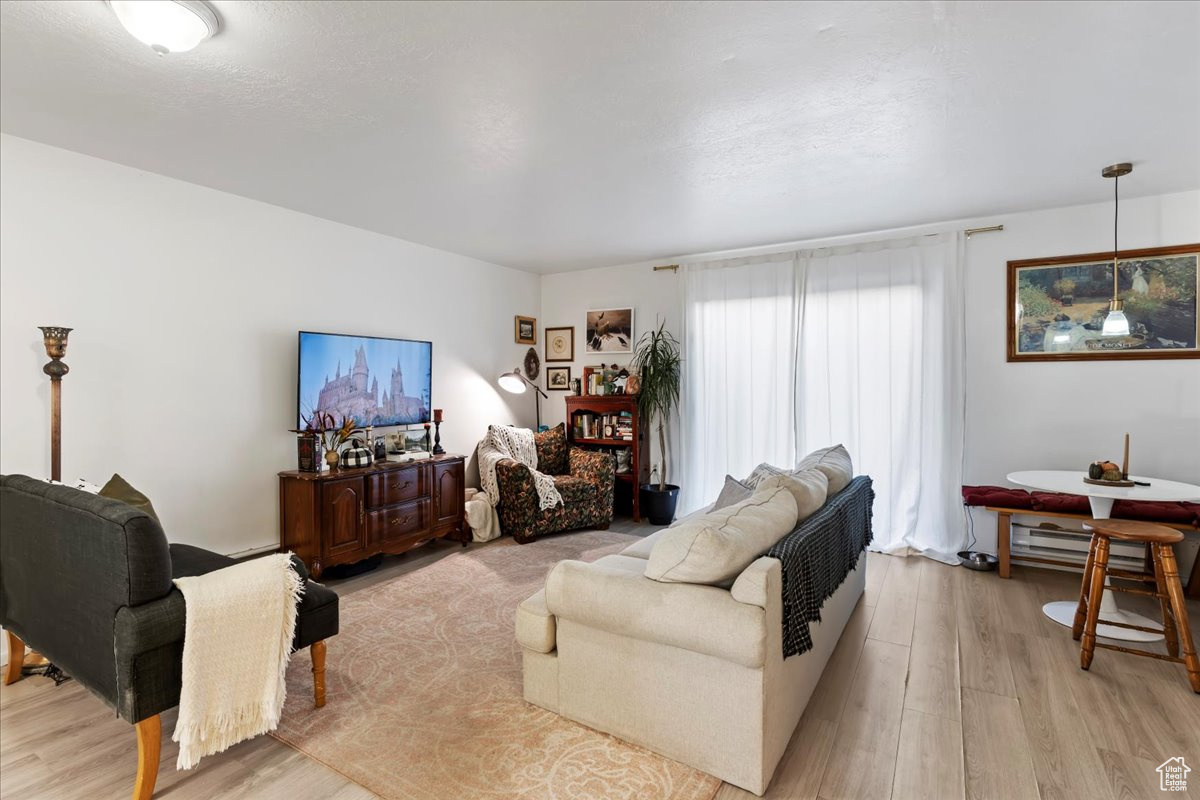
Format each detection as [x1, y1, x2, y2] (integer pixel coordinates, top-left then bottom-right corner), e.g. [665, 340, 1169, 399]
[495, 424, 615, 543]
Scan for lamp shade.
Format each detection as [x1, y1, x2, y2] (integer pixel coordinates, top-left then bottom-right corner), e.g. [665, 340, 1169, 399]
[1101, 308, 1130, 337]
[497, 369, 527, 394]
[108, 0, 219, 54]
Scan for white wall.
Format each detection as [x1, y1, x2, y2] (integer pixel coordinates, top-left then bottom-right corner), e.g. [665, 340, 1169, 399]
[0, 135, 540, 557]
[538, 264, 683, 481]
[538, 191, 1200, 547]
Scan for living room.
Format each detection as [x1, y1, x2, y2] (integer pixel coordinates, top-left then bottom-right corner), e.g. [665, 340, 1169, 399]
[1, 2, 1198, 800]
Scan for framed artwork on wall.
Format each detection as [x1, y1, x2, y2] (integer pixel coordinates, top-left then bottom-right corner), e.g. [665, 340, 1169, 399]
[545, 326, 574, 362]
[1007, 244, 1199, 362]
[585, 308, 634, 354]
[514, 315, 536, 345]
[546, 366, 571, 391]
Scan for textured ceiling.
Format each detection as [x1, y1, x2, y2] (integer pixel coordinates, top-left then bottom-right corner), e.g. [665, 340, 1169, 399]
[1, 1, 1198, 273]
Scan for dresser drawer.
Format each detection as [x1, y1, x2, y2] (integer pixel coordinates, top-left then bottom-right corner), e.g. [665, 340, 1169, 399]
[367, 498, 430, 544]
[367, 466, 425, 508]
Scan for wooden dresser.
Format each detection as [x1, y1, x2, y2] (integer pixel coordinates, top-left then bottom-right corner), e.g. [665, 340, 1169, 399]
[279, 454, 466, 578]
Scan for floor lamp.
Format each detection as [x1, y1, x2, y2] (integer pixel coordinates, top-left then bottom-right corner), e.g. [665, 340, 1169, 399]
[39, 326, 72, 482]
[498, 368, 547, 430]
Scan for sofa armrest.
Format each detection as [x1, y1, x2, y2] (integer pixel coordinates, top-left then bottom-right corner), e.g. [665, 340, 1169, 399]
[730, 557, 782, 609]
[569, 448, 614, 483]
[545, 557, 768, 668]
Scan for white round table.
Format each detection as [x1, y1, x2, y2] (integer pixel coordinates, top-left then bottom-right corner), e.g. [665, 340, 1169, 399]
[1006, 470, 1200, 643]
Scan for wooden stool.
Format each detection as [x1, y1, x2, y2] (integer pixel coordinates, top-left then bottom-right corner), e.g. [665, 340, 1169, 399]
[1072, 519, 1199, 693]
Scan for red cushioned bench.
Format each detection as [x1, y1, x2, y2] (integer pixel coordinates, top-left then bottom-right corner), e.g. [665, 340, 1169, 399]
[962, 486, 1200, 598]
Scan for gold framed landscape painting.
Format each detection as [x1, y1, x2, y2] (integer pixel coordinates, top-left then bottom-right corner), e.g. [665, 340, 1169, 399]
[1007, 244, 1200, 362]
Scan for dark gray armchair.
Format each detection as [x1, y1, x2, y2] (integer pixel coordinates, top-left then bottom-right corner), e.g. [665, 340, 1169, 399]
[0, 474, 339, 800]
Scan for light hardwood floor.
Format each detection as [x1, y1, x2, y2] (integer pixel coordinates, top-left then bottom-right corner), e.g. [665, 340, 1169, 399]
[2, 536, 1197, 800]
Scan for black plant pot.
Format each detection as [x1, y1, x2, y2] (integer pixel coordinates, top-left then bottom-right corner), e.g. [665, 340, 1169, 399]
[640, 484, 681, 526]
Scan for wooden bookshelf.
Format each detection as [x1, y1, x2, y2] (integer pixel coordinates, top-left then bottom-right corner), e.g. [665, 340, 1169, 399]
[565, 394, 650, 521]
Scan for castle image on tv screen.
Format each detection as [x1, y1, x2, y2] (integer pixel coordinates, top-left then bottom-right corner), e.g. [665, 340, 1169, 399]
[299, 332, 431, 428]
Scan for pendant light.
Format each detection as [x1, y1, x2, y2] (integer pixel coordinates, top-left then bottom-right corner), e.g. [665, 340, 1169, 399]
[1100, 162, 1132, 337]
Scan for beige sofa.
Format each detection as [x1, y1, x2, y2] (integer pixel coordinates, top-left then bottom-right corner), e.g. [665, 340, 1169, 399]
[516, 525, 866, 795]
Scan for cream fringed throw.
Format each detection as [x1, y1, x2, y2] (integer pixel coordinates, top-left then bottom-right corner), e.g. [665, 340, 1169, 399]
[478, 424, 562, 511]
[172, 554, 303, 769]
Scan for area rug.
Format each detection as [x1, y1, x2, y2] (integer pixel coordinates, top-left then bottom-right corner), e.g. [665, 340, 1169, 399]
[272, 530, 721, 800]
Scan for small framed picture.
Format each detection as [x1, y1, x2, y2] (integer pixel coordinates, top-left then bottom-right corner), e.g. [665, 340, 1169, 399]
[545, 326, 574, 362]
[546, 366, 571, 391]
[515, 315, 536, 344]
[585, 308, 634, 353]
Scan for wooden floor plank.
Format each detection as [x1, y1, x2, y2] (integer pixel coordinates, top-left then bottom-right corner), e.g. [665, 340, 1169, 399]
[955, 570, 1017, 698]
[816, 638, 909, 800]
[867, 555, 921, 646]
[960, 688, 1040, 800]
[905, 598, 961, 721]
[891, 708, 965, 800]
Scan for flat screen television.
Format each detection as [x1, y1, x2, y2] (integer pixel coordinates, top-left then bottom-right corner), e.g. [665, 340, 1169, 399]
[298, 331, 432, 429]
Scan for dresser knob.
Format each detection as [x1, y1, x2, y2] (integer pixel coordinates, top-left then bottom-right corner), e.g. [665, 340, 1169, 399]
[392, 480, 411, 490]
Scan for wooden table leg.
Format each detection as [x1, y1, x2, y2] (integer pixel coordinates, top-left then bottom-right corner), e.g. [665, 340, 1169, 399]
[997, 512, 1012, 578]
[3, 631, 25, 685]
[133, 715, 161, 800]
[311, 640, 327, 709]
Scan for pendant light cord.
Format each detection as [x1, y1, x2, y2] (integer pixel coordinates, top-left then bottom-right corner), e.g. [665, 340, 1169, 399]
[1113, 172, 1119, 297]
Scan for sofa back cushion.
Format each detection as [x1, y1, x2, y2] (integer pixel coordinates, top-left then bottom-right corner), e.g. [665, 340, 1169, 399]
[755, 467, 828, 524]
[644, 486, 799, 586]
[0, 474, 172, 708]
[796, 444, 853, 495]
[534, 423, 568, 475]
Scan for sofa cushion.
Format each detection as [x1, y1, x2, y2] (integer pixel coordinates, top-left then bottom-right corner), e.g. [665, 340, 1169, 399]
[535, 423, 569, 475]
[1030, 491, 1091, 514]
[545, 555, 768, 668]
[99, 473, 161, 523]
[644, 486, 799, 586]
[1110, 499, 1195, 525]
[743, 463, 788, 489]
[755, 468, 828, 525]
[712, 475, 753, 511]
[516, 588, 556, 653]
[553, 475, 598, 505]
[619, 528, 668, 560]
[168, 544, 338, 650]
[961, 485, 1035, 509]
[796, 444, 853, 495]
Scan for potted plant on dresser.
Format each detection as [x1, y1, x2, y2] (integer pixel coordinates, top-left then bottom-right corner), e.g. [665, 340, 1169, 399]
[631, 320, 682, 525]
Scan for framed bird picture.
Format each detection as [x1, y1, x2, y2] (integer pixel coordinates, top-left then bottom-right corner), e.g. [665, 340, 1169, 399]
[585, 308, 634, 354]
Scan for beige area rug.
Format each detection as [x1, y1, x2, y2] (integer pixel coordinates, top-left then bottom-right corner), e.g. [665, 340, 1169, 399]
[272, 530, 721, 800]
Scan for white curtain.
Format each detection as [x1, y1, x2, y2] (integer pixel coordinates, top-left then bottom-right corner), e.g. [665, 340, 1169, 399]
[680, 233, 966, 563]
[679, 253, 799, 514]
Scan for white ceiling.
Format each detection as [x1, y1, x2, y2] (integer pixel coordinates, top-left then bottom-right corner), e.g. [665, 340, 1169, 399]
[2, 1, 1198, 273]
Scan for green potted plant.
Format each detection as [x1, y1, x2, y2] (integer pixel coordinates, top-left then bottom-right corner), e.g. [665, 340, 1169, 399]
[630, 320, 681, 525]
[1053, 277, 1076, 306]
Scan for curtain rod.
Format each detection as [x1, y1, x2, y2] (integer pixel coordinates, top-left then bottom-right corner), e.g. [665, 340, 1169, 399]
[651, 224, 1005, 271]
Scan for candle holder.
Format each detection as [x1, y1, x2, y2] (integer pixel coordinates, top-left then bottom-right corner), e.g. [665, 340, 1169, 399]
[39, 326, 72, 482]
[432, 409, 445, 455]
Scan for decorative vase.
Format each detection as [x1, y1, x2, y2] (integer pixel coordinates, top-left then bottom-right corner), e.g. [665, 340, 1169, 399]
[324, 449, 340, 469]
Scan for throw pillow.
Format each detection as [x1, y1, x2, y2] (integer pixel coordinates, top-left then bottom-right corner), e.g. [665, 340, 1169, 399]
[756, 467, 828, 525]
[743, 462, 788, 489]
[99, 473, 161, 523]
[796, 444, 853, 495]
[533, 423, 568, 475]
[644, 486, 799, 586]
[712, 474, 753, 511]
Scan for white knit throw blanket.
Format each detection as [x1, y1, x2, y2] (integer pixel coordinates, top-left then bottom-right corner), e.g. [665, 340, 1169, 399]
[478, 424, 562, 511]
[172, 553, 303, 770]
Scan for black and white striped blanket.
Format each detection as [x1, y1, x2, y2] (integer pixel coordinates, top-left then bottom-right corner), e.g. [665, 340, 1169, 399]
[765, 475, 874, 658]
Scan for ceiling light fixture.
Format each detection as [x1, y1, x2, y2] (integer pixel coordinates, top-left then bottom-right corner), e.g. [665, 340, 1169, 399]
[107, 0, 220, 55]
[1100, 162, 1133, 337]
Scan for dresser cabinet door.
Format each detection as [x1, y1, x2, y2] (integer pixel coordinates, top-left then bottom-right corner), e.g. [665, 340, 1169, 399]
[321, 477, 367, 557]
[433, 460, 464, 527]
